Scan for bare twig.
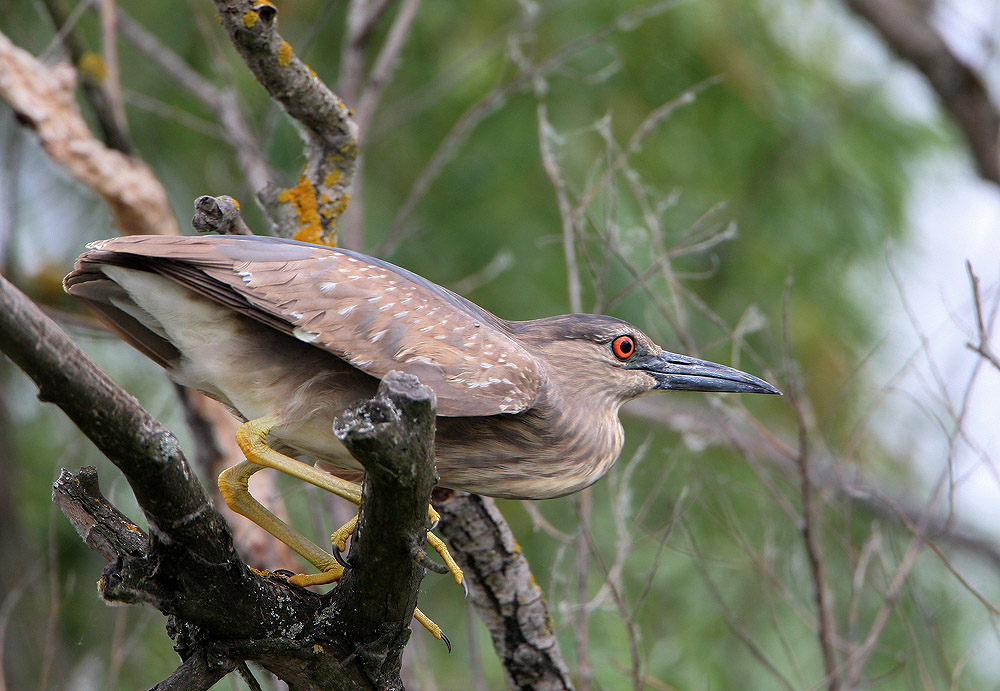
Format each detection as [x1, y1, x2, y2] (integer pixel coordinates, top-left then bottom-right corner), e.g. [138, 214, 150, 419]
[782, 276, 840, 690]
[96, 0, 127, 143]
[116, 8, 273, 194]
[684, 520, 798, 691]
[380, 0, 682, 254]
[341, 0, 423, 250]
[538, 103, 583, 314]
[37, 0, 131, 152]
[965, 261, 1000, 372]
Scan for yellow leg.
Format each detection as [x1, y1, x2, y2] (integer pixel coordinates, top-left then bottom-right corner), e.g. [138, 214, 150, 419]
[218, 458, 344, 578]
[218, 416, 465, 641]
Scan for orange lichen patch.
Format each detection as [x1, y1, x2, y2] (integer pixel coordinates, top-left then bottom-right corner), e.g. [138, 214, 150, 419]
[249, 566, 270, 577]
[77, 52, 107, 84]
[323, 193, 349, 221]
[277, 40, 293, 67]
[241, 10, 259, 28]
[323, 168, 341, 187]
[254, 0, 275, 7]
[278, 174, 323, 243]
[230, 197, 240, 210]
[312, 644, 324, 654]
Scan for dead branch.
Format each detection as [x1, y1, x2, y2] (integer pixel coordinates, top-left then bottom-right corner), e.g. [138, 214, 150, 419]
[0, 272, 451, 689]
[0, 29, 177, 235]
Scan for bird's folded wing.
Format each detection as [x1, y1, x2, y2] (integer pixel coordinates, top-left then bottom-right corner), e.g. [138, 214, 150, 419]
[73, 235, 547, 417]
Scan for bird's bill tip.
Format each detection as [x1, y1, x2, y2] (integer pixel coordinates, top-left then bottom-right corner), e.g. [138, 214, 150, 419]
[641, 351, 781, 396]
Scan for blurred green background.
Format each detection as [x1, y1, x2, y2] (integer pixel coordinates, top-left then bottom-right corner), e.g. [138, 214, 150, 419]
[2, 0, 999, 689]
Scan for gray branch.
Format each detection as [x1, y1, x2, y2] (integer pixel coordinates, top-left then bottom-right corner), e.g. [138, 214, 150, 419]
[435, 491, 575, 691]
[0, 273, 446, 689]
[211, 0, 358, 243]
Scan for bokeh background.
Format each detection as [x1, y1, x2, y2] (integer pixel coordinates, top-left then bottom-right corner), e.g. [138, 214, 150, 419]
[2, 0, 999, 688]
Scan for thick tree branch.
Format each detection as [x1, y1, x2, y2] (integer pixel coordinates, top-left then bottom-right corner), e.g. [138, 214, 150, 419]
[843, 0, 1000, 184]
[0, 273, 448, 689]
[0, 273, 311, 640]
[331, 371, 441, 686]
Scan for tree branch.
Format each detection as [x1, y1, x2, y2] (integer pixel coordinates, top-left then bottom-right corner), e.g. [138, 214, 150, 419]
[0, 273, 448, 688]
[0, 29, 178, 235]
[211, 0, 358, 244]
[842, 0, 1000, 184]
[435, 491, 575, 691]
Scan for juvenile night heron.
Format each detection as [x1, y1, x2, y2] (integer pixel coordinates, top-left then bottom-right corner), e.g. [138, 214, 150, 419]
[64, 234, 779, 638]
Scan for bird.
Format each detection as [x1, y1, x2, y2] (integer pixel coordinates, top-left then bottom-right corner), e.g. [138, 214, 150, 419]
[64, 233, 780, 639]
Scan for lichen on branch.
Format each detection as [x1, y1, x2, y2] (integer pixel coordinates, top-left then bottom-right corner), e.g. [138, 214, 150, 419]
[213, 0, 358, 245]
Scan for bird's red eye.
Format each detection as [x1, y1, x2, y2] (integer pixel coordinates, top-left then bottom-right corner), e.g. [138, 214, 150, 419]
[612, 335, 635, 360]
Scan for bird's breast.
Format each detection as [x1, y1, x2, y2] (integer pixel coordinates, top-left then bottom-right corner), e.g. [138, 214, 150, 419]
[432, 406, 626, 500]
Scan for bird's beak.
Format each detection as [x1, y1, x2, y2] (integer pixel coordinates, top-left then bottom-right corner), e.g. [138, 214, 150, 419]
[629, 351, 781, 395]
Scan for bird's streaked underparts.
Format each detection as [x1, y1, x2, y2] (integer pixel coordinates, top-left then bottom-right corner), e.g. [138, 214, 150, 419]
[64, 234, 780, 645]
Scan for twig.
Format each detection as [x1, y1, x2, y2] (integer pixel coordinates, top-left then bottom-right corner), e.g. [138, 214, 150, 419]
[965, 261, 1000, 373]
[96, 0, 127, 144]
[380, 0, 682, 254]
[37, 0, 131, 152]
[538, 103, 583, 314]
[684, 520, 798, 691]
[342, 0, 423, 250]
[782, 276, 840, 690]
[116, 8, 273, 194]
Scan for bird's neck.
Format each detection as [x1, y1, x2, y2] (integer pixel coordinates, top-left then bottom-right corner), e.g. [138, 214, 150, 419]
[433, 385, 625, 500]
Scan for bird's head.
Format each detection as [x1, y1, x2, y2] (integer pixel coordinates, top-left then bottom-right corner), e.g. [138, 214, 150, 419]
[515, 314, 781, 407]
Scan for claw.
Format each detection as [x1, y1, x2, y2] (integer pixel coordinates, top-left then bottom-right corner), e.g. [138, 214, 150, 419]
[462, 578, 469, 600]
[272, 568, 297, 578]
[332, 541, 351, 569]
[429, 516, 439, 531]
[441, 630, 452, 654]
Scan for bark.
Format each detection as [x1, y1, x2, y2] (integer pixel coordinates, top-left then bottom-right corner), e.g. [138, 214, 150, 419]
[435, 491, 575, 691]
[211, 0, 358, 244]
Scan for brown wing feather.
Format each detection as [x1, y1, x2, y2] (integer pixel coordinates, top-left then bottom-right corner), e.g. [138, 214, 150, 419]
[72, 235, 547, 416]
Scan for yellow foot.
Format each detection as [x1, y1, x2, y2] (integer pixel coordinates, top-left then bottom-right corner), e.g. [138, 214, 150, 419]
[415, 607, 452, 653]
[327, 510, 465, 591]
[287, 569, 344, 587]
